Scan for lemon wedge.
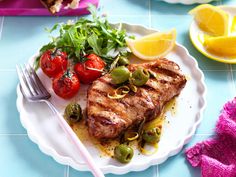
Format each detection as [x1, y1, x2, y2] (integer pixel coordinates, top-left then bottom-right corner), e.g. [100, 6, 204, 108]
[126, 29, 176, 60]
[204, 36, 236, 57]
[231, 16, 236, 34]
[189, 4, 229, 36]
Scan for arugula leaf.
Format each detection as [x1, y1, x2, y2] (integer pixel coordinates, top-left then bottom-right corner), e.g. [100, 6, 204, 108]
[87, 3, 98, 21]
[34, 4, 132, 70]
[87, 33, 103, 55]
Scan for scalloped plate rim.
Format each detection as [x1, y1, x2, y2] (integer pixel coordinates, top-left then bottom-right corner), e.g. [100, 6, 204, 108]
[16, 23, 207, 175]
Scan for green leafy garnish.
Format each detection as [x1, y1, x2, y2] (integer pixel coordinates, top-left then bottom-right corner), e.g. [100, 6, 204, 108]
[34, 4, 132, 70]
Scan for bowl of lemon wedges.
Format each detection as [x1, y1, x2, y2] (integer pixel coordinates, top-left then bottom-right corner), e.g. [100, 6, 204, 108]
[189, 4, 236, 64]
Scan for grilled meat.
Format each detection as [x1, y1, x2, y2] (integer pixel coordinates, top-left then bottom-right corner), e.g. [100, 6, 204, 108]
[87, 58, 187, 139]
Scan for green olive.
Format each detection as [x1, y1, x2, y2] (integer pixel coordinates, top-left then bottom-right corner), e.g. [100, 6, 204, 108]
[142, 127, 161, 144]
[130, 67, 150, 86]
[64, 103, 82, 123]
[111, 66, 131, 84]
[114, 144, 134, 163]
[118, 56, 130, 66]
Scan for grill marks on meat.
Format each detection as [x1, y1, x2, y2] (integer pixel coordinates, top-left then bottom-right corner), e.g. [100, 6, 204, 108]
[87, 58, 187, 139]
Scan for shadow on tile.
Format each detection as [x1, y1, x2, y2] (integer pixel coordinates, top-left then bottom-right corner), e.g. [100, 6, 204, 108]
[0, 71, 26, 133]
[0, 72, 65, 176]
[0, 136, 65, 177]
[182, 153, 201, 177]
[69, 165, 156, 177]
[2, 93, 26, 133]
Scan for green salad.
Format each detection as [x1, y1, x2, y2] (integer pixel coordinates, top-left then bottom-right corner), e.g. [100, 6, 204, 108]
[34, 4, 132, 70]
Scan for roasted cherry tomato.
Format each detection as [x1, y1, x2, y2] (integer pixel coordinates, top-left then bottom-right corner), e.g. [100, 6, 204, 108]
[40, 49, 68, 78]
[52, 70, 80, 99]
[74, 54, 105, 84]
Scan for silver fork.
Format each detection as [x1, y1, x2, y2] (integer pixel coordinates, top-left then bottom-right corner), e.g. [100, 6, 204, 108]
[16, 64, 105, 177]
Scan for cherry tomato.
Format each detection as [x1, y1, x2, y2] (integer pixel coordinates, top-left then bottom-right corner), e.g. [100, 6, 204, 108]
[52, 70, 80, 99]
[40, 49, 68, 78]
[74, 54, 105, 84]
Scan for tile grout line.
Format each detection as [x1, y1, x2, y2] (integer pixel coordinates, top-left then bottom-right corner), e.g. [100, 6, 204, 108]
[67, 165, 70, 177]
[148, 0, 151, 28]
[0, 133, 27, 136]
[0, 69, 16, 72]
[63, 166, 67, 177]
[228, 64, 236, 96]
[194, 133, 214, 136]
[156, 165, 159, 177]
[0, 17, 4, 40]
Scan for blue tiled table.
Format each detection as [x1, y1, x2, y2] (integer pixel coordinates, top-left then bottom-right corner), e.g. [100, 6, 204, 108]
[0, 0, 235, 176]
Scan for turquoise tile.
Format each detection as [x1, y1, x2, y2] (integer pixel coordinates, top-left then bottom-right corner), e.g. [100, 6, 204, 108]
[150, 0, 196, 15]
[151, 14, 228, 70]
[196, 71, 234, 134]
[230, 64, 236, 70]
[0, 71, 26, 134]
[0, 17, 3, 40]
[99, 0, 149, 16]
[150, 14, 191, 43]
[220, 0, 236, 5]
[150, 0, 233, 16]
[159, 135, 211, 177]
[69, 166, 157, 177]
[0, 16, 76, 69]
[107, 16, 150, 27]
[0, 136, 65, 177]
[232, 70, 236, 91]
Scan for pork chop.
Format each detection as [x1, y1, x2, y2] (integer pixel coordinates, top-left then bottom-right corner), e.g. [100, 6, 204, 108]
[87, 58, 187, 139]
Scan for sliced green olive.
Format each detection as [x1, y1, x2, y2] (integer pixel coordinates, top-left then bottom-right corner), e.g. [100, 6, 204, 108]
[130, 67, 150, 86]
[64, 103, 82, 123]
[111, 66, 131, 84]
[142, 127, 161, 144]
[114, 144, 134, 163]
[118, 56, 130, 66]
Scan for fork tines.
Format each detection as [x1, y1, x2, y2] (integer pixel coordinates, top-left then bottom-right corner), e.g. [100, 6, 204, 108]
[16, 64, 51, 100]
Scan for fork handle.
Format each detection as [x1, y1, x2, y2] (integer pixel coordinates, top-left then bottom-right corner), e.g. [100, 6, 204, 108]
[44, 100, 105, 177]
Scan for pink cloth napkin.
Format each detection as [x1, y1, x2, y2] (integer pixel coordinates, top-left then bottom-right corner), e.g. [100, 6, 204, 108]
[185, 97, 236, 177]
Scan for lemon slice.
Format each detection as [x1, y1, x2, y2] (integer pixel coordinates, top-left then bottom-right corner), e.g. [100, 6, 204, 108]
[189, 4, 229, 36]
[126, 29, 176, 60]
[204, 36, 236, 57]
[231, 16, 236, 34]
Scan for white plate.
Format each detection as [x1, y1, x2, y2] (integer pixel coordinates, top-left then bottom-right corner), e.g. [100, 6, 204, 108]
[16, 23, 207, 174]
[161, 0, 213, 5]
[190, 6, 236, 64]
